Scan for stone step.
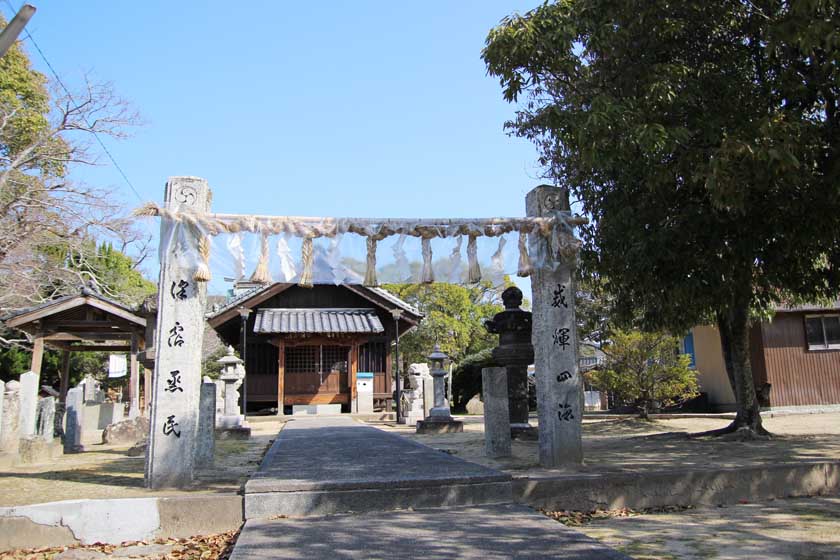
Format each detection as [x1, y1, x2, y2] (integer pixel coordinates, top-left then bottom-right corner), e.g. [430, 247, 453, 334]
[244, 476, 512, 518]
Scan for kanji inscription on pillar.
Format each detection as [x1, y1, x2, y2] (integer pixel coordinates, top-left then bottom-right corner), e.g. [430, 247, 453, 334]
[526, 185, 583, 467]
[145, 177, 211, 489]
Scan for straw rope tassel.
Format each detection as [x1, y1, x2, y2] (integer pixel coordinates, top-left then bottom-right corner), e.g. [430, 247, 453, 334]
[364, 237, 378, 287]
[421, 237, 434, 283]
[250, 234, 272, 284]
[517, 229, 533, 277]
[467, 234, 481, 283]
[193, 234, 212, 282]
[299, 236, 315, 288]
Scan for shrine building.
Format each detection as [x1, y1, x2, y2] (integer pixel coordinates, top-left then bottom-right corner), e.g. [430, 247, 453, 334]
[206, 283, 422, 414]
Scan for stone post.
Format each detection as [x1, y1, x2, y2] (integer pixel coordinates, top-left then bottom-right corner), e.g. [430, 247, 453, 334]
[64, 387, 84, 453]
[145, 176, 212, 489]
[82, 375, 97, 403]
[484, 286, 535, 439]
[18, 371, 38, 437]
[0, 381, 20, 455]
[526, 185, 583, 467]
[36, 396, 56, 441]
[194, 379, 216, 467]
[482, 367, 511, 458]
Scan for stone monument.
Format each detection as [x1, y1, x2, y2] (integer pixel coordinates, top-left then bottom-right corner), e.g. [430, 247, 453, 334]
[484, 286, 536, 440]
[416, 345, 463, 434]
[216, 346, 251, 439]
[64, 386, 84, 453]
[36, 397, 56, 441]
[0, 381, 20, 456]
[401, 363, 431, 426]
[194, 378, 216, 467]
[18, 371, 38, 437]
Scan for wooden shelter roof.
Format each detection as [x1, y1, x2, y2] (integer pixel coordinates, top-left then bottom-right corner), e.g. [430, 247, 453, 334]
[3, 286, 146, 352]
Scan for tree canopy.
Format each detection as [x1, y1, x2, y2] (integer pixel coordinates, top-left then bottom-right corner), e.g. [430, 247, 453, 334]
[381, 281, 508, 367]
[0, 16, 143, 310]
[483, 1, 840, 434]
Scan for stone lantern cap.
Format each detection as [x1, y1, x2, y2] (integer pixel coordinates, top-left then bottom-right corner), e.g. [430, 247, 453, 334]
[217, 345, 243, 366]
[428, 344, 448, 377]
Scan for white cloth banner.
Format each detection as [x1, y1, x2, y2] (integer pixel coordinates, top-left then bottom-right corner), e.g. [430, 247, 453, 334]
[108, 354, 127, 378]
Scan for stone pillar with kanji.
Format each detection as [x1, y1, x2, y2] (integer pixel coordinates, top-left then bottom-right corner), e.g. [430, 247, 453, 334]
[145, 177, 212, 488]
[526, 185, 583, 467]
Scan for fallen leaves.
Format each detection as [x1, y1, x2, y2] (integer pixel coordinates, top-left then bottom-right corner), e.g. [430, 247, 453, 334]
[0, 530, 240, 560]
[539, 505, 695, 526]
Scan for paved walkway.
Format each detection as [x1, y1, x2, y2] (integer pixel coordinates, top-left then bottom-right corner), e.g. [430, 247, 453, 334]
[244, 415, 511, 518]
[234, 416, 629, 559]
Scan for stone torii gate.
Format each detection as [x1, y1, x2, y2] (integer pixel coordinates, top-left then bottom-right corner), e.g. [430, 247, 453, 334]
[143, 176, 584, 488]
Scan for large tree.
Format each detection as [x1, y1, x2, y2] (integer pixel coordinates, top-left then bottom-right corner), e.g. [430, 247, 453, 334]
[0, 16, 143, 311]
[483, 1, 840, 435]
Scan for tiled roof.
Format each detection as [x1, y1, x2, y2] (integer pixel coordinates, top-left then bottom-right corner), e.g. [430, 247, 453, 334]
[253, 308, 385, 334]
[366, 286, 422, 317]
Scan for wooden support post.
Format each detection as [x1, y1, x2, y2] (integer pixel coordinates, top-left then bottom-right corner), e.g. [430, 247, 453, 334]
[59, 350, 71, 403]
[30, 334, 44, 376]
[144, 368, 153, 414]
[350, 343, 359, 413]
[145, 177, 212, 489]
[128, 332, 140, 418]
[277, 341, 285, 416]
[526, 185, 583, 467]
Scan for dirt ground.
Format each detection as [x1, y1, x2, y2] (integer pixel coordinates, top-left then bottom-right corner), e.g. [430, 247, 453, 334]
[378, 412, 840, 475]
[0, 417, 284, 507]
[563, 496, 840, 560]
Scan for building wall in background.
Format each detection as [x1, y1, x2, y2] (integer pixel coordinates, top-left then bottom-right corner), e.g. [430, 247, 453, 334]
[760, 313, 840, 407]
[691, 325, 736, 410]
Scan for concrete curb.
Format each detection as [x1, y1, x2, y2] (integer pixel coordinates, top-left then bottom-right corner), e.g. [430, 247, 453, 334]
[3, 461, 838, 551]
[0, 493, 243, 551]
[513, 461, 840, 511]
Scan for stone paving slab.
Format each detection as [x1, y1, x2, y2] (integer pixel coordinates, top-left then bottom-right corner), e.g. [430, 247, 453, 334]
[247, 416, 508, 491]
[231, 504, 631, 560]
[244, 416, 512, 518]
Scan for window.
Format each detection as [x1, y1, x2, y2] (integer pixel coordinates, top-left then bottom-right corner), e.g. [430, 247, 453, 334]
[804, 315, 840, 350]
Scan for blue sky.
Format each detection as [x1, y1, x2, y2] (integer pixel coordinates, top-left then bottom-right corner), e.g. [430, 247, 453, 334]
[6, 1, 545, 287]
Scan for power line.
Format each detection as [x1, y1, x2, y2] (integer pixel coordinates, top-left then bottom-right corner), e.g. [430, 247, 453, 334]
[2, 1, 144, 203]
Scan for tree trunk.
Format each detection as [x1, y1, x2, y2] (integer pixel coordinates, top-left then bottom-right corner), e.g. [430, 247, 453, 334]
[696, 296, 768, 437]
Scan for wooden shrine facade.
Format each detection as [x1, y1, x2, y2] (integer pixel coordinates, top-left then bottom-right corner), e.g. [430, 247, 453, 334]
[207, 283, 422, 413]
[4, 286, 147, 406]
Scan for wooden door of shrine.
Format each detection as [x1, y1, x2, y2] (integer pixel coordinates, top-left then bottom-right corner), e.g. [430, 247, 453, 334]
[283, 344, 351, 405]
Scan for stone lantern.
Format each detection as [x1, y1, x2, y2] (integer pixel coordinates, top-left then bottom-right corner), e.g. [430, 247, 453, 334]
[216, 346, 250, 438]
[484, 286, 536, 439]
[416, 344, 463, 434]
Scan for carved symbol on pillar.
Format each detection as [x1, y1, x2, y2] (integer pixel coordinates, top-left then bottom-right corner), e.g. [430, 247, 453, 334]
[165, 370, 183, 393]
[558, 403, 574, 421]
[167, 323, 185, 347]
[552, 327, 570, 350]
[556, 370, 572, 383]
[170, 280, 190, 301]
[174, 186, 197, 205]
[551, 284, 568, 308]
[163, 415, 181, 438]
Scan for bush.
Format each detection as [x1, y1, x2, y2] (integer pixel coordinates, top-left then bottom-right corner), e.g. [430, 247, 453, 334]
[589, 330, 698, 419]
